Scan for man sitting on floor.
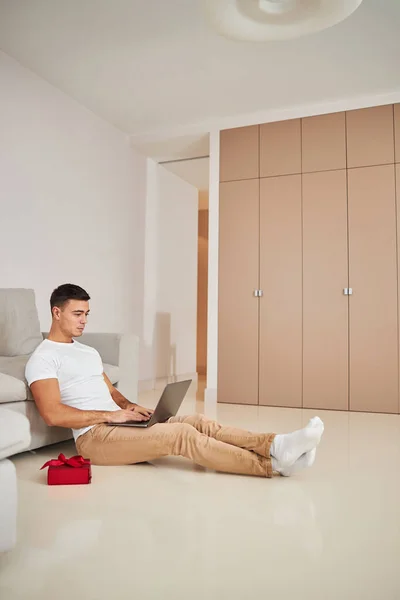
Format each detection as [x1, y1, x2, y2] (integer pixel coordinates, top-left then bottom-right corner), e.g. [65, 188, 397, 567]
[26, 284, 324, 478]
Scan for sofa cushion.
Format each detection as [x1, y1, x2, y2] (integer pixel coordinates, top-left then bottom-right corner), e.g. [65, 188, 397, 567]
[0, 355, 31, 400]
[3, 401, 72, 452]
[0, 373, 26, 404]
[0, 289, 42, 356]
[103, 363, 120, 385]
[0, 408, 31, 460]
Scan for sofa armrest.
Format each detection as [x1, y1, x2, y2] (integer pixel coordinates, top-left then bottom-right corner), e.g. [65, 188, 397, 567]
[41, 332, 139, 404]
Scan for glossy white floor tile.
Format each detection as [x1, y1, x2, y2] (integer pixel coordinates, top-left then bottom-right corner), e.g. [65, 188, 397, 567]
[1, 380, 400, 600]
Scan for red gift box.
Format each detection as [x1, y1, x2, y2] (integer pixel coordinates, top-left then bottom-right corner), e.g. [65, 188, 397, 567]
[40, 453, 92, 485]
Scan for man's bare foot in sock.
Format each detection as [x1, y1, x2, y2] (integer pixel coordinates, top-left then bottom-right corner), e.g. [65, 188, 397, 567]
[270, 417, 324, 469]
[272, 448, 317, 477]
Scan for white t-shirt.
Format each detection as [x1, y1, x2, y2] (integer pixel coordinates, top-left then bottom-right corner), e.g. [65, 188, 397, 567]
[25, 339, 120, 441]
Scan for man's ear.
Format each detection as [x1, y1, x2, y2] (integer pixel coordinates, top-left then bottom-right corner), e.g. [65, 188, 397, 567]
[52, 307, 61, 320]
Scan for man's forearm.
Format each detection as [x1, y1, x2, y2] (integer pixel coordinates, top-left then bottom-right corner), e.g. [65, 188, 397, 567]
[47, 404, 111, 429]
[111, 387, 136, 410]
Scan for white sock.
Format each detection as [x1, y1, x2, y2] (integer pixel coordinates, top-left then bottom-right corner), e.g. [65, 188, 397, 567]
[272, 448, 317, 477]
[270, 417, 324, 468]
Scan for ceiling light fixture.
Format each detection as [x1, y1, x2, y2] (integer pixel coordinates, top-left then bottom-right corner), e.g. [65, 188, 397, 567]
[203, 0, 364, 41]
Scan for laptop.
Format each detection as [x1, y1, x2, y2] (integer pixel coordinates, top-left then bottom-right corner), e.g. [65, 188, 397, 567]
[108, 379, 192, 428]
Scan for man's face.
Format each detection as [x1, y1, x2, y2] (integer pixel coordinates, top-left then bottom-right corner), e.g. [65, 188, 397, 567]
[52, 300, 90, 338]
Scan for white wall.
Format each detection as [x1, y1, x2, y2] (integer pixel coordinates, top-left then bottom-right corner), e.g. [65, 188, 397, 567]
[0, 50, 201, 385]
[140, 161, 198, 386]
[0, 50, 147, 336]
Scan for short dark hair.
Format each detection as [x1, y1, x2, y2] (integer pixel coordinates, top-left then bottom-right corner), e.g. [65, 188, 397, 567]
[50, 284, 90, 311]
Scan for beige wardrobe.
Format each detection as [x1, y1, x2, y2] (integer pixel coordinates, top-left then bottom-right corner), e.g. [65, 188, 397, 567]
[218, 104, 400, 414]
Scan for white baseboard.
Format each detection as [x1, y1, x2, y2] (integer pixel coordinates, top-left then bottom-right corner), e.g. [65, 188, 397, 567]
[139, 373, 198, 393]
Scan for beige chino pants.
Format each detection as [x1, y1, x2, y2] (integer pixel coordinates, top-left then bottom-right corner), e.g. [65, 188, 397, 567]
[76, 414, 276, 478]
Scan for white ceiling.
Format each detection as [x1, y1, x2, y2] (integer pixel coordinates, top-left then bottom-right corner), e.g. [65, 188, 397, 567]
[161, 157, 209, 193]
[128, 131, 209, 192]
[132, 132, 210, 163]
[0, 0, 399, 139]
[0, 0, 399, 191]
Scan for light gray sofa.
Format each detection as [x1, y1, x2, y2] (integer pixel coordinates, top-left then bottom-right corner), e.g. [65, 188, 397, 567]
[0, 288, 139, 553]
[0, 289, 139, 452]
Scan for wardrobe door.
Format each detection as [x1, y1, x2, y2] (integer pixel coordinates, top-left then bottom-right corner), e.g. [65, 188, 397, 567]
[302, 170, 349, 410]
[346, 105, 394, 169]
[395, 104, 400, 163]
[259, 175, 302, 407]
[348, 165, 398, 413]
[301, 112, 346, 173]
[218, 179, 259, 404]
[260, 119, 301, 177]
[220, 126, 259, 182]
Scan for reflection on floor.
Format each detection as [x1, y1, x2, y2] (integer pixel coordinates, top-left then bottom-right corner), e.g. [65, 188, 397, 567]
[1, 378, 400, 600]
